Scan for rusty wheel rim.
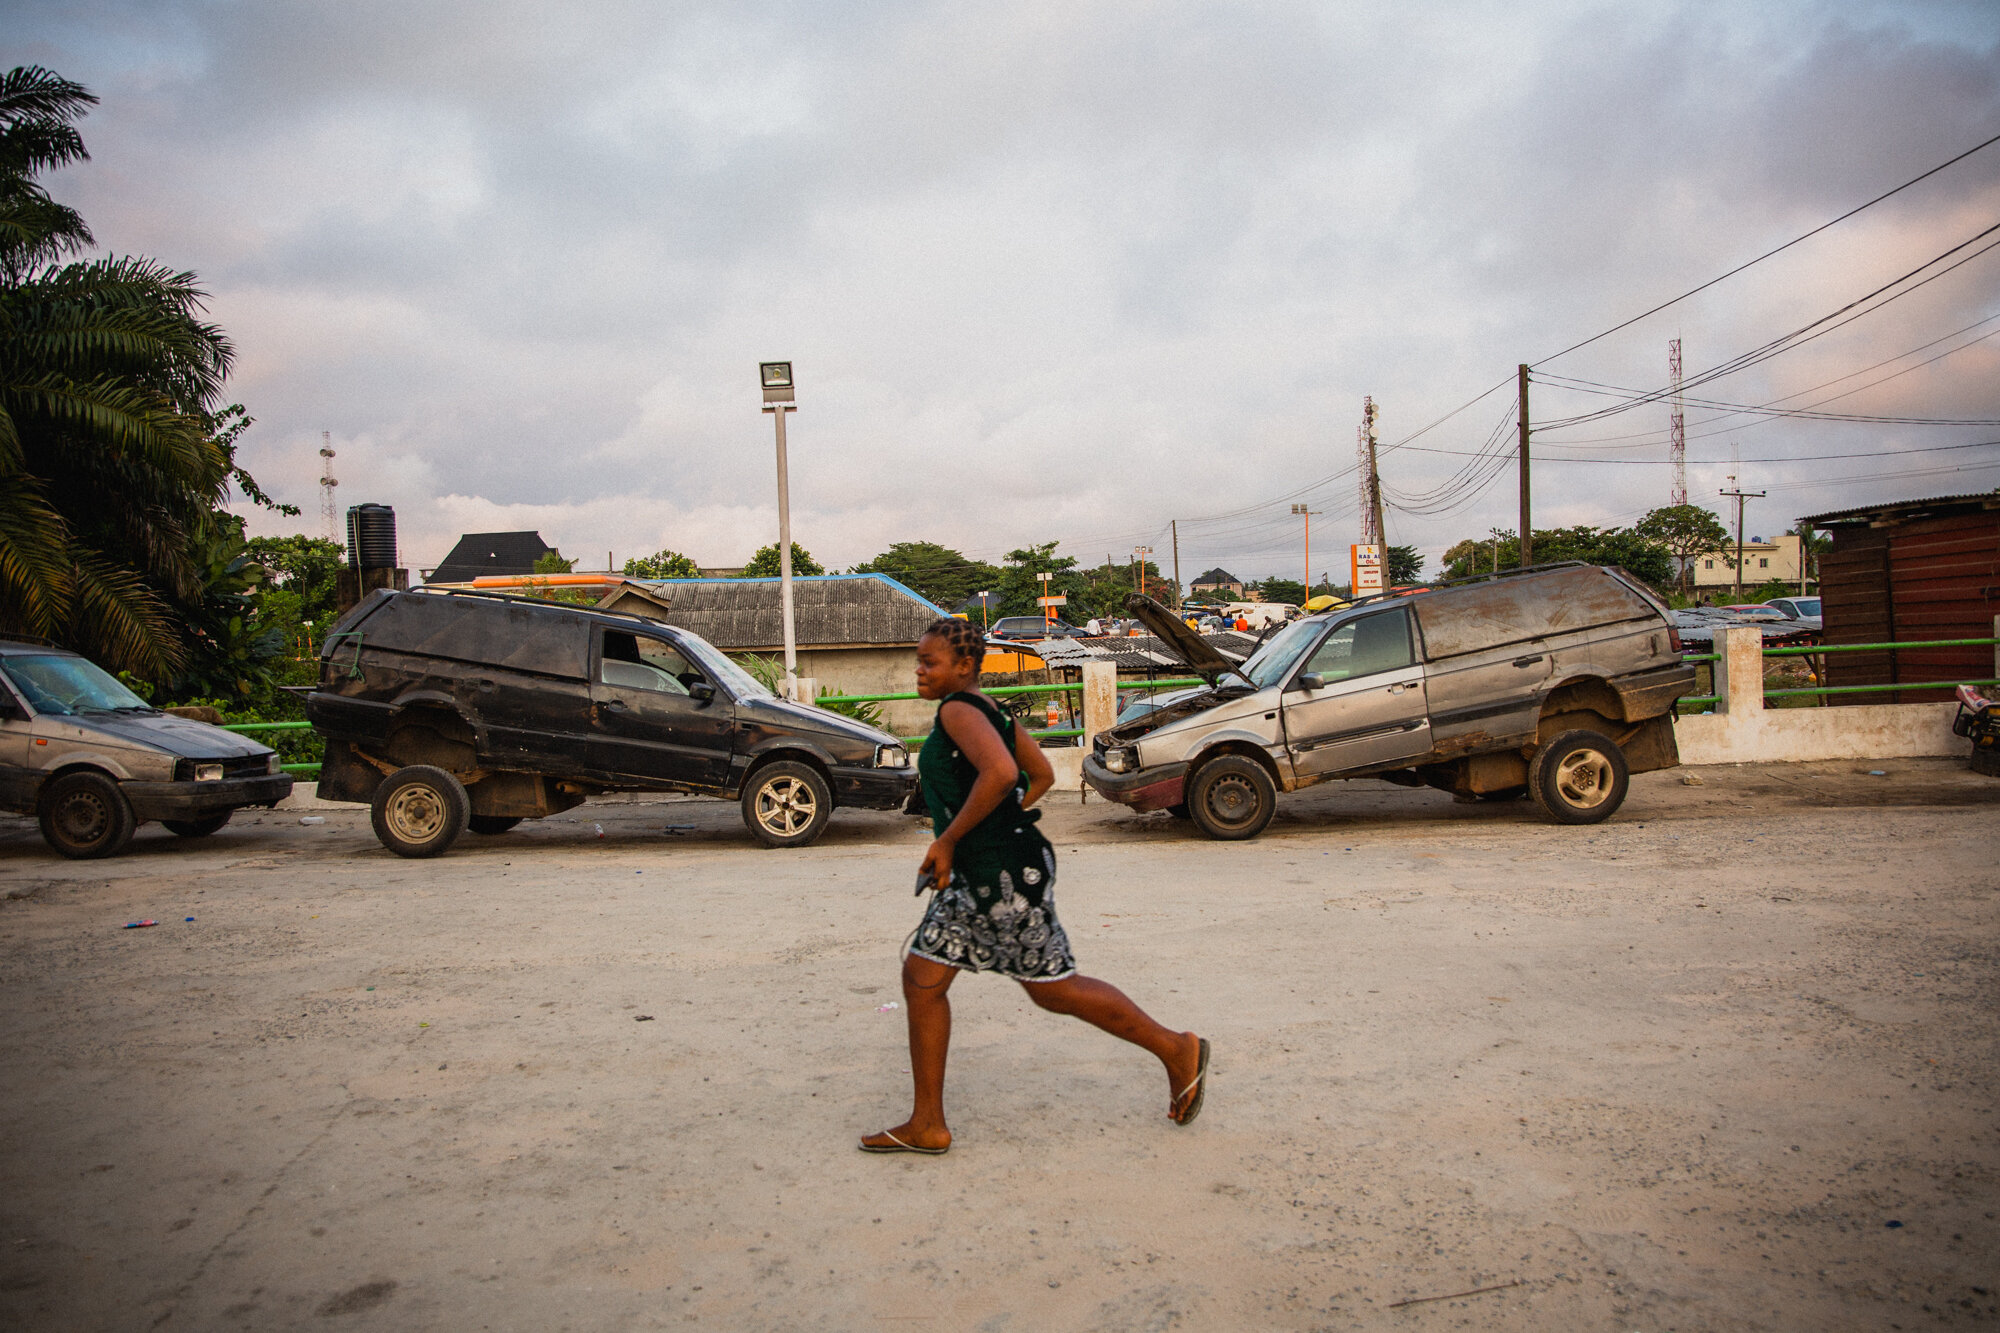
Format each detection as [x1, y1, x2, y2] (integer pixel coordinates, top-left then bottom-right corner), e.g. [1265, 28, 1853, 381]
[53, 789, 111, 845]
[1553, 749, 1613, 809]
[754, 775, 817, 837]
[385, 784, 449, 843]
[1204, 773, 1260, 828]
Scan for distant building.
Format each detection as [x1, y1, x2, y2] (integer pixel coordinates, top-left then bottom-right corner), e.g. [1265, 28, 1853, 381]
[1692, 534, 1803, 593]
[1190, 567, 1244, 596]
[428, 531, 557, 584]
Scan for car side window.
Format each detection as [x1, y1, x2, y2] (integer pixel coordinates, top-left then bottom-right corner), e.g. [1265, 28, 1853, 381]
[1304, 610, 1412, 683]
[599, 631, 697, 696]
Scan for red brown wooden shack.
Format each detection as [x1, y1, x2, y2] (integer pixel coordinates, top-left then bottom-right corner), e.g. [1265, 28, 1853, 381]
[1802, 490, 2000, 703]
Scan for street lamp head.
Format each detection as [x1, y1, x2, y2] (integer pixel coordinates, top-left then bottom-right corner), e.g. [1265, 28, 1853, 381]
[760, 361, 795, 404]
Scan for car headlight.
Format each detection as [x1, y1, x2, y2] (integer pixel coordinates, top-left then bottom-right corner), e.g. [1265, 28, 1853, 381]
[874, 744, 910, 769]
[1100, 745, 1138, 774]
[267, 753, 283, 775]
[193, 763, 224, 782]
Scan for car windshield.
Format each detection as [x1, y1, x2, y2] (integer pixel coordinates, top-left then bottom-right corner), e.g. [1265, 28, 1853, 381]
[2, 654, 155, 716]
[673, 630, 774, 701]
[1229, 618, 1323, 690]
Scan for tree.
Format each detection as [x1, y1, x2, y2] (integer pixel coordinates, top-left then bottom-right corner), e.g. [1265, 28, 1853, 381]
[0, 66, 275, 681]
[1386, 545, 1425, 585]
[851, 541, 999, 608]
[623, 548, 699, 579]
[994, 542, 1082, 618]
[1790, 520, 1830, 593]
[532, 549, 576, 575]
[743, 542, 823, 578]
[1635, 504, 1730, 595]
[1253, 577, 1306, 606]
[1439, 525, 1673, 588]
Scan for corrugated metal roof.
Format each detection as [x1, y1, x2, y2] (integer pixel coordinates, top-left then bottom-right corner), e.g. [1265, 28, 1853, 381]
[641, 573, 949, 650]
[1800, 490, 2000, 527]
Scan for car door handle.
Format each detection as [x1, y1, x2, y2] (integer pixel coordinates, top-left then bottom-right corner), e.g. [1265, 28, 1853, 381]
[1513, 654, 1544, 668]
[602, 699, 628, 713]
[1385, 682, 1409, 694]
[473, 677, 496, 692]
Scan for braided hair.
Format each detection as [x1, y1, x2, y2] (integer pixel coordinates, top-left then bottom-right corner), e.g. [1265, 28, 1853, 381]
[921, 616, 986, 663]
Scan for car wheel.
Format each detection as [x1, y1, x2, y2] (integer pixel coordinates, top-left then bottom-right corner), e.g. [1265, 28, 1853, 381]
[370, 765, 470, 858]
[39, 771, 137, 859]
[1185, 754, 1276, 841]
[1529, 730, 1629, 825]
[741, 760, 833, 848]
[467, 814, 523, 835]
[163, 813, 232, 837]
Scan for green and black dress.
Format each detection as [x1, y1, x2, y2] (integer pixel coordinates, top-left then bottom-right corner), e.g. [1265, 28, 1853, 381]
[909, 691, 1076, 981]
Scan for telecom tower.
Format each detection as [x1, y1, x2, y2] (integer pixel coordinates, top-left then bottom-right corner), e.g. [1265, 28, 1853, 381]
[318, 432, 339, 544]
[1668, 339, 1686, 507]
[1357, 397, 1383, 546]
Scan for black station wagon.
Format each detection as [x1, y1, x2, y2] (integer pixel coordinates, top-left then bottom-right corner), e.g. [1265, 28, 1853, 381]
[307, 589, 915, 857]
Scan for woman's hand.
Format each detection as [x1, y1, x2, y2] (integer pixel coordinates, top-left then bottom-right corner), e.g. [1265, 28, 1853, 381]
[919, 836, 955, 888]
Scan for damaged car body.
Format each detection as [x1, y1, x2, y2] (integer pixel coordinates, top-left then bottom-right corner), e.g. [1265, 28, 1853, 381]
[306, 589, 916, 857]
[1083, 564, 1694, 838]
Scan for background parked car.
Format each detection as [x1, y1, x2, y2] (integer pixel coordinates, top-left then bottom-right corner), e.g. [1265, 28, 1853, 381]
[989, 616, 1082, 641]
[0, 636, 291, 858]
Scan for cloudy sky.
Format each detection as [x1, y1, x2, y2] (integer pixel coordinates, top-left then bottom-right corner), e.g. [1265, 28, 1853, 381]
[14, 1, 2000, 584]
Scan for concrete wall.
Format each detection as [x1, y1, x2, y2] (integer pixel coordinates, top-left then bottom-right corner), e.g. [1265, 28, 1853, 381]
[784, 647, 928, 738]
[1674, 624, 1987, 765]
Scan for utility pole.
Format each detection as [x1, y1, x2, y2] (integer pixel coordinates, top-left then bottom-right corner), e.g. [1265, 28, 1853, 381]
[1132, 546, 1152, 601]
[1358, 398, 1385, 552]
[1170, 520, 1181, 610]
[1668, 339, 1687, 507]
[318, 432, 339, 547]
[758, 362, 799, 698]
[1517, 364, 1533, 566]
[1291, 504, 1320, 594]
[1719, 484, 1764, 601]
[1489, 527, 1504, 574]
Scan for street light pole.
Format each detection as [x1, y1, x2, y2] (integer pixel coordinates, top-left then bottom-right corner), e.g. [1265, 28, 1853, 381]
[759, 362, 800, 699]
[1291, 504, 1321, 595]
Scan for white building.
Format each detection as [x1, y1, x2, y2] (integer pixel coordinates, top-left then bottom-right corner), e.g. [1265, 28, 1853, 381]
[1691, 533, 1806, 593]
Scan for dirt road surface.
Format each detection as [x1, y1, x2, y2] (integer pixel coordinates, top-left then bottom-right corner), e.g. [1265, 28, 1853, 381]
[2, 759, 1995, 1330]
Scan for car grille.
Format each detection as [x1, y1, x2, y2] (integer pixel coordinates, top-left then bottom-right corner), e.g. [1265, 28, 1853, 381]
[175, 755, 272, 781]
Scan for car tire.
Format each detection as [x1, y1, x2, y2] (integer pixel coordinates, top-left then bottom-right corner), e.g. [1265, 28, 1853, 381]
[466, 814, 523, 836]
[370, 765, 470, 858]
[1529, 730, 1629, 825]
[741, 760, 833, 848]
[1166, 802, 1192, 820]
[1185, 754, 1277, 841]
[163, 813, 232, 837]
[39, 771, 137, 859]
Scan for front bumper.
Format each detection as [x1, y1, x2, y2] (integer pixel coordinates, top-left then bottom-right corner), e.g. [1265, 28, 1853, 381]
[830, 765, 918, 810]
[123, 774, 294, 821]
[1081, 755, 1189, 812]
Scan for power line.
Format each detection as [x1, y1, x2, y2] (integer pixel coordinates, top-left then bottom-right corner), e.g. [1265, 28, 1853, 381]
[1533, 128, 2000, 366]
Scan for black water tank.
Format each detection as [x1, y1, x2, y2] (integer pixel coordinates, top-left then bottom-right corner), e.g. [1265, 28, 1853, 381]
[346, 504, 398, 570]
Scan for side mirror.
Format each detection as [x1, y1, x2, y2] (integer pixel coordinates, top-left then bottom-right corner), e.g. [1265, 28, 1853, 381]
[688, 679, 717, 704]
[1297, 673, 1326, 692]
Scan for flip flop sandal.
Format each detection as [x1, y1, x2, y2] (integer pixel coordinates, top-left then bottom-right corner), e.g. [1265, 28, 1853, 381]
[1170, 1038, 1211, 1127]
[858, 1129, 949, 1155]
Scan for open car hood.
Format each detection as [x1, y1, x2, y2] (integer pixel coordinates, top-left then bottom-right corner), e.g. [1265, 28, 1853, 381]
[1122, 593, 1246, 683]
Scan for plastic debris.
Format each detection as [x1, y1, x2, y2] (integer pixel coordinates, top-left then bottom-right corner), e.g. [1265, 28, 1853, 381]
[876, 1002, 900, 1013]
[123, 919, 156, 929]
[1868, 770, 1886, 776]
[1681, 775, 1704, 786]
[184, 917, 195, 922]
[299, 815, 325, 825]
[1885, 1219, 1904, 1229]
[594, 823, 605, 837]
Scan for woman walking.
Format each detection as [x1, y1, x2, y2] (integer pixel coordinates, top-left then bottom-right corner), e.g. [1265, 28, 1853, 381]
[860, 617, 1209, 1155]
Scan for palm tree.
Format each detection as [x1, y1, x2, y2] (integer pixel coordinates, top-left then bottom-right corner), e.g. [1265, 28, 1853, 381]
[0, 66, 240, 679]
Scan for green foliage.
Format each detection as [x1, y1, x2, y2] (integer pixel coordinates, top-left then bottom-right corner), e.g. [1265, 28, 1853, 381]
[731, 652, 788, 693]
[533, 549, 576, 575]
[161, 515, 287, 705]
[817, 695, 889, 730]
[1254, 577, 1307, 606]
[178, 695, 321, 769]
[0, 66, 284, 684]
[1439, 526, 1673, 588]
[995, 542, 1081, 618]
[1387, 544, 1425, 584]
[1635, 504, 1731, 593]
[852, 541, 999, 609]
[623, 548, 699, 580]
[743, 542, 824, 578]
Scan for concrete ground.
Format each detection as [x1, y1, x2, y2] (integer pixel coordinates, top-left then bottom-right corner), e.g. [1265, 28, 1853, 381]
[0, 758, 1995, 1331]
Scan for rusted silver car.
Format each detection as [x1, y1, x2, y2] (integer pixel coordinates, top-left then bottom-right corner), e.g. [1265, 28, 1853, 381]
[1083, 565, 1694, 838]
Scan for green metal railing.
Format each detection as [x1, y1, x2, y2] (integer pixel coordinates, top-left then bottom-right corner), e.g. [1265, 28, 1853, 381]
[1678, 635, 1997, 711]
[219, 720, 321, 776]
[818, 676, 1208, 745]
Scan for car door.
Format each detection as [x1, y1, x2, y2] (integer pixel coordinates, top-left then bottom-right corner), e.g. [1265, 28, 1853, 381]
[0, 678, 37, 808]
[1281, 607, 1431, 778]
[586, 628, 735, 787]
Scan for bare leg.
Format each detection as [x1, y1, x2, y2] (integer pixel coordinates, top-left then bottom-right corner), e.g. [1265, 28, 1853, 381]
[1021, 974, 1203, 1118]
[859, 953, 957, 1152]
